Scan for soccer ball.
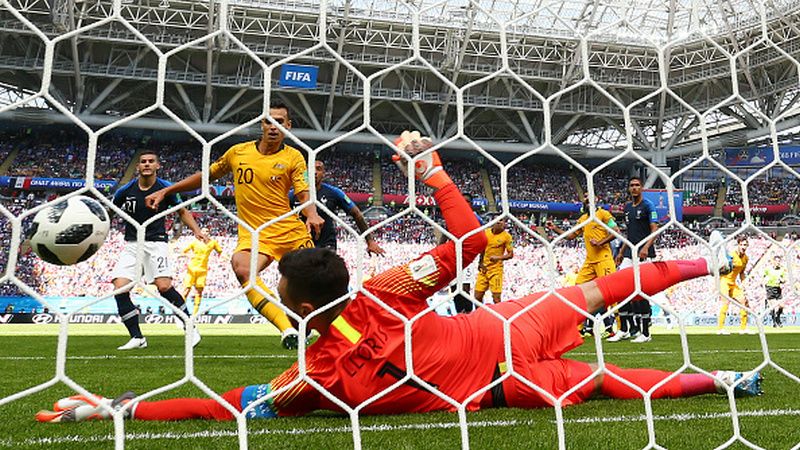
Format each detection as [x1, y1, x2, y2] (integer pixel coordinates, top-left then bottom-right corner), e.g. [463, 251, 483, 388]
[28, 196, 110, 265]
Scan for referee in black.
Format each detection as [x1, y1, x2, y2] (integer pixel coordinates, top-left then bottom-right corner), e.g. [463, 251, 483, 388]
[763, 254, 787, 327]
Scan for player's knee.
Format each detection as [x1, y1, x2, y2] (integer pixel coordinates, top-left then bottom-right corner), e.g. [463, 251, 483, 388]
[232, 263, 250, 283]
[154, 280, 172, 293]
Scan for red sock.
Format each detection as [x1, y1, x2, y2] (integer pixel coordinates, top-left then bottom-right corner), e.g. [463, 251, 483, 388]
[595, 259, 708, 308]
[133, 387, 244, 421]
[601, 364, 716, 399]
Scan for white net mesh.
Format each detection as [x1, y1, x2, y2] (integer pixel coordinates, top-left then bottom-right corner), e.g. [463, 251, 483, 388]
[1, 0, 799, 448]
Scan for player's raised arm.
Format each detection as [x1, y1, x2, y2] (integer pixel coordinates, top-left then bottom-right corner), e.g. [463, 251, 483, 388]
[546, 220, 580, 240]
[337, 187, 385, 256]
[352, 207, 385, 256]
[364, 131, 487, 307]
[288, 151, 324, 238]
[145, 172, 202, 210]
[591, 209, 621, 247]
[145, 149, 231, 210]
[294, 190, 325, 238]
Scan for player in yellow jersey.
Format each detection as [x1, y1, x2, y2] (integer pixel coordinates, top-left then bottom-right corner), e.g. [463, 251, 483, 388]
[181, 227, 223, 315]
[562, 266, 579, 287]
[146, 104, 325, 349]
[474, 216, 513, 304]
[716, 234, 751, 335]
[547, 198, 621, 337]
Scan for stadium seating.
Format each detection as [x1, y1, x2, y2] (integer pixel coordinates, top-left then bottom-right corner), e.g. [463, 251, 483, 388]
[488, 163, 579, 203]
[6, 132, 136, 180]
[685, 182, 720, 206]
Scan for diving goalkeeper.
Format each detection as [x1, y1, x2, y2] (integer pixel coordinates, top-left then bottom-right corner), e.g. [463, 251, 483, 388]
[36, 132, 761, 423]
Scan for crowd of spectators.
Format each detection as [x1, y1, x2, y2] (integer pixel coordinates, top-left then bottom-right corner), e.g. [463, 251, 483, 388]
[380, 158, 433, 197]
[6, 131, 136, 180]
[444, 159, 484, 198]
[0, 130, 22, 165]
[747, 178, 799, 205]
[684, 182, 720, 206]
[380, 156, 485, 198]
[578, 170, 629, 205]
[488, 163, 579, 203]
[319, 149, 373, 192]
[0, 195, 40, 296]
[724, 176, 800, 206]
[153, 140, 205, 181]
[1, 191, 797, 321]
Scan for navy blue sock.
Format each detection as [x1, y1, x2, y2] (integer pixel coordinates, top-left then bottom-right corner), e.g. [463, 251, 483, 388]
[115, 293, 143, 338]
[160, 287, 189, 322]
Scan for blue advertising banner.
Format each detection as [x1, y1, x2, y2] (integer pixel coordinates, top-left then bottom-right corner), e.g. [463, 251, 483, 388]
[643, 189, 683, 222]
[278, 64, 319, 88]
[472, 198, 614, 213]
[0, 176, 116, 191]
[725, 146, 800, 166]
[505, 200, 582, 212]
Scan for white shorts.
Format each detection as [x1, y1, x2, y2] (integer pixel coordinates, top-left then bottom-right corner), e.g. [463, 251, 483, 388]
[620, 257, 667, 303]
[111, 242, 174, 283]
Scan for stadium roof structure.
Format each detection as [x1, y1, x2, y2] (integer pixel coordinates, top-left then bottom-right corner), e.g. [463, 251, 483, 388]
[0, 0, 799, 162]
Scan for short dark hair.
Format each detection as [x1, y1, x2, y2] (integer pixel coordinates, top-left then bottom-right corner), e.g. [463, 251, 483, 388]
[736, 235, 748, 243]
[139, 150, 159, 161]
[629, 176, 643, 184]
[270, 102, 291, 122]
[278, 248, 350, 308]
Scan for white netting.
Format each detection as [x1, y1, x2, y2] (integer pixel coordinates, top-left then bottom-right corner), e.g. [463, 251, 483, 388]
[0, 0, 799, 449]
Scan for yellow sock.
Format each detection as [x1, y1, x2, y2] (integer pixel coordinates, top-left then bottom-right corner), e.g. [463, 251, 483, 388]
[718, 303, 729, 329]
[193, 294, 202, 316]
[740, 309, 748, 330]
[245, 279, 293, 333]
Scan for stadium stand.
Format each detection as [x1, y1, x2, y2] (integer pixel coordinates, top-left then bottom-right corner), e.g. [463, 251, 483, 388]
[319, 149, 374, 193]
[488, 163, 579, 203]
[685, 182, 720, 206]
[6, 131, 136, 180]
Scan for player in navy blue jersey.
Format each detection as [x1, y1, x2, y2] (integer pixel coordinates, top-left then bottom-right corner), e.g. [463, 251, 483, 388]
[111, 150, 207, 350]
[610, 176, 664, 343]
[289, 160, 384, 255]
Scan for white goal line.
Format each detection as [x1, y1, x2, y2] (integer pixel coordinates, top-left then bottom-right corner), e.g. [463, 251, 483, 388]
[3, 408, 798, 448]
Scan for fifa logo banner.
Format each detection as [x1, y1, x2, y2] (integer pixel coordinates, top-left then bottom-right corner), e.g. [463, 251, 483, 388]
[279, 64, 319, 89]
[642, 190, 683, 222]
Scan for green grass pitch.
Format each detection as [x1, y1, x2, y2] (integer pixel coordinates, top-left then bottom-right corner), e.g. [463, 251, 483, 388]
[0, 325, 798, 449]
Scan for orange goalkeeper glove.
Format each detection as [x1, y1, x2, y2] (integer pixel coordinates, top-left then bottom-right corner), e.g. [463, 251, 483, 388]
[391, 130, 453, 190]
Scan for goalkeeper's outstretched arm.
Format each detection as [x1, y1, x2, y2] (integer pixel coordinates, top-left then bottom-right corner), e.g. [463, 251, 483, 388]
[364, 132, 487, 305]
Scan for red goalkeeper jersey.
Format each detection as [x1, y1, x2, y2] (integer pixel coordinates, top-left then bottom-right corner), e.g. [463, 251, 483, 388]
[268, 185, 498, 416]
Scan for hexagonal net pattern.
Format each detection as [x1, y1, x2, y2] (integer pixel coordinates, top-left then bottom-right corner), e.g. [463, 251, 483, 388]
[0, 0, 799, 449]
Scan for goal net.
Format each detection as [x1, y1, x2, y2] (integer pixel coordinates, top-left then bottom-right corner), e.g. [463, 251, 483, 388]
[0, 0, 799, 448]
